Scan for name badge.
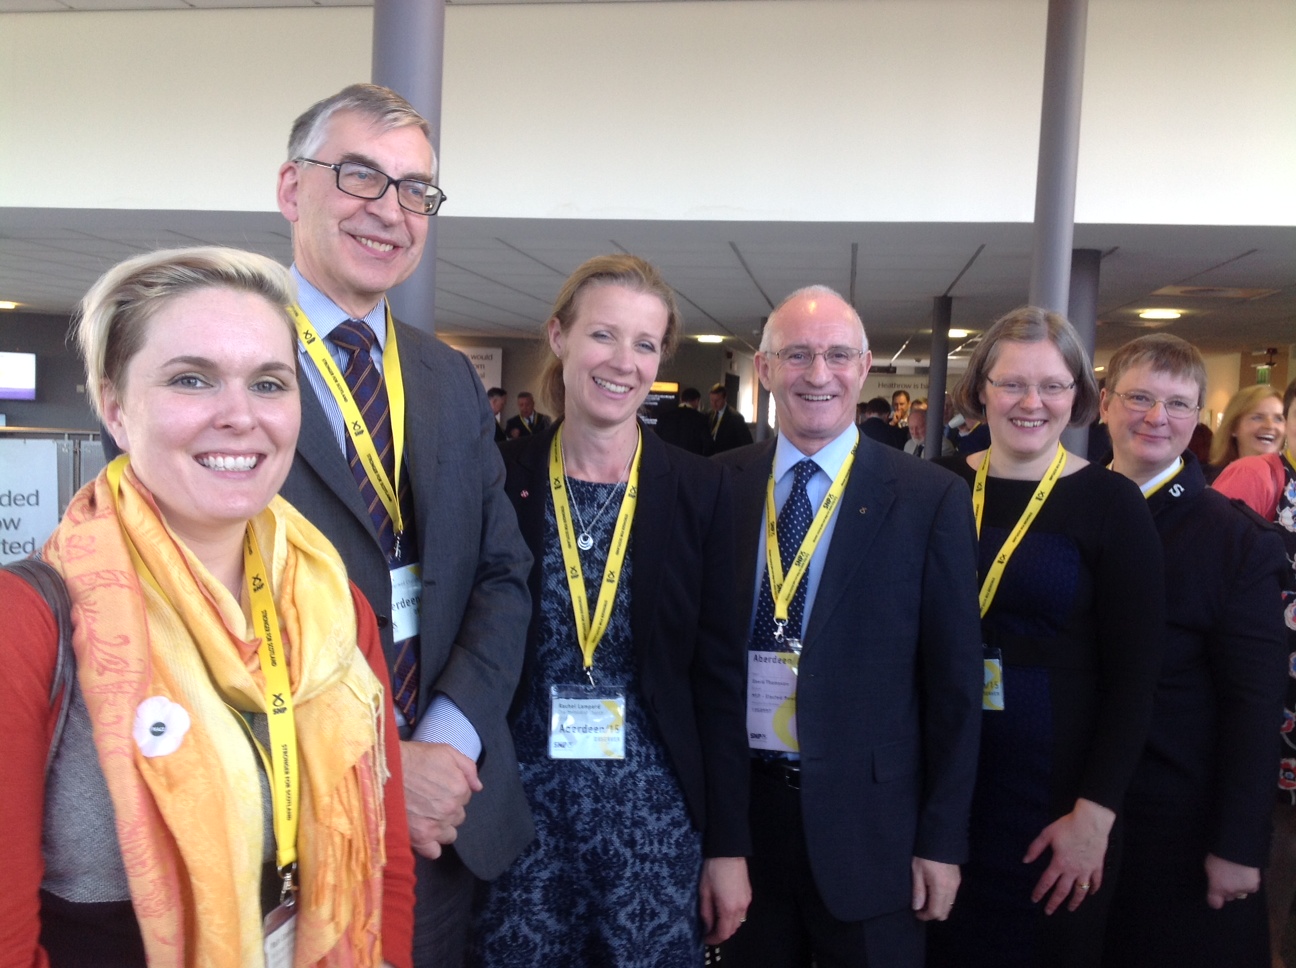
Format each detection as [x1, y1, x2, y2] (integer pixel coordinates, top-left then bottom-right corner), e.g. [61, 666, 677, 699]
[390, 563, 422, 642]
[549, 684, 626, 759]
[983, 645, 1004, 711]
[747, 650, 800, 753]
[263, 903, 296, 968]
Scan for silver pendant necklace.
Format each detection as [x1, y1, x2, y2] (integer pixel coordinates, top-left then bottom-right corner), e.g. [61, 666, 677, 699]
[563, 443, 634, 551]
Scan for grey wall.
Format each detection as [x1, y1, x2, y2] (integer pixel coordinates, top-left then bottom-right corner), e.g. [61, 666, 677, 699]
[0, 312, 97, 431]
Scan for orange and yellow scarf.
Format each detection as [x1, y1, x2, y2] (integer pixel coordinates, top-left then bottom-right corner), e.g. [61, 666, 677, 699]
[42, 463, 388, 967]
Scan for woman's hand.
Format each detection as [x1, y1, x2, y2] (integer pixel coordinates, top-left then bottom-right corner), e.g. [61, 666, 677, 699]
[699, 856, 751, 945]
[1204, 853, 1261, 910]
[1023, 797, 1115, 914]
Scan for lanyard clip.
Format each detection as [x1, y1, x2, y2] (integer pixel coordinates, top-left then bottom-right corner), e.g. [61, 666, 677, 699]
[278, 863, 299, 908]
[773, 619, 787, 643]
[586, 666, 596, 688]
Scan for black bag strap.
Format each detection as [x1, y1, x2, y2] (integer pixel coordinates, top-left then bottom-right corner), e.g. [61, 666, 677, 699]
[4, 558, 75, 777]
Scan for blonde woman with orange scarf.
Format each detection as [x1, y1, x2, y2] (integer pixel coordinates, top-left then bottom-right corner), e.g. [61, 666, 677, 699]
[0, 248, 414, 968]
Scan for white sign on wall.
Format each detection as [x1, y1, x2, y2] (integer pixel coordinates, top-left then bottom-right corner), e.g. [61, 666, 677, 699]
[0, 439, 60, 564]
[449, 345, 503, 391]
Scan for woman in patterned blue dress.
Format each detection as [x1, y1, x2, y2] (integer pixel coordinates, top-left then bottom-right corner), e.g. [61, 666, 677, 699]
[468, 255, 751, 967]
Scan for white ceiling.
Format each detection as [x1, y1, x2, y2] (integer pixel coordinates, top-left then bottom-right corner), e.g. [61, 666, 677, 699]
[5, 1, 1291, 359]
[0, 0, 673, 10]
[2, 207, 1293, 360]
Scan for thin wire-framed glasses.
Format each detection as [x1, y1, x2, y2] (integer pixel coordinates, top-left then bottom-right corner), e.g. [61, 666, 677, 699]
[296, 158, 446, 215]
[1111, 390, 1200, 418]
[770, 346, 866, 370]
[985, 378, 1076, 399]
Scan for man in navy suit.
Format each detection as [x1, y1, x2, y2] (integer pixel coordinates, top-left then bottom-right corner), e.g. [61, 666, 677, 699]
[709, 383, 755, 453]
[717, 286, 982, 967]
[274, 83, 532, 967]
[504, 390, 550, 438]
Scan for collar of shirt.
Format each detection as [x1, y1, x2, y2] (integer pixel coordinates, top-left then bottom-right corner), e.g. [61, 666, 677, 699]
[750, 424, 859, 641]
[771, 423, 859, 510]
[291, 265, 389, 370]
[1138, 457, 1185, 496]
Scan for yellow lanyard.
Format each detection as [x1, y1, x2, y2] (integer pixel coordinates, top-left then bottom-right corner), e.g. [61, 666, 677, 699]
[290, 304, 406, 537]
[549, 426, 642, 678]
[105, 457, 301, 898]
[243, 525, 300, 892]
[764, 440, 857, 639]
[972, 443, 1067, 618]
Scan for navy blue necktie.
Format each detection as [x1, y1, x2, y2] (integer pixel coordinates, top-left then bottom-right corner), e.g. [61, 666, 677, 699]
[330, 320, 396, 557]
[331, 320, 419, 721]
[752, 459, 819, 649]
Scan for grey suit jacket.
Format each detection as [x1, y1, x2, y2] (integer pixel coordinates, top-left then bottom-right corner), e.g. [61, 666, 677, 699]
[280, 319, 535, 879]
[717, 435, 983, 921]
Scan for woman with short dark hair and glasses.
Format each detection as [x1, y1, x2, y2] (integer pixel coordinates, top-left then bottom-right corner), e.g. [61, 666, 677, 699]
[927, 307, 1165, 968]
[1099, 335, 1285, 968]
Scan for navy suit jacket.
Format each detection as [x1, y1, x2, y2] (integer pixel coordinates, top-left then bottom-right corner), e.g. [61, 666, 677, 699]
[717, 434, 983, 921]
[280, 319, 535, 879]
[710, 407, 753, 454]
[502, 425, 751, 858]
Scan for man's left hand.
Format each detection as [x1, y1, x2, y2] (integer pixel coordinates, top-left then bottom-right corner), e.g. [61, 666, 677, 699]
[700, 856, 751, 945]
[911, 857, 960, 921]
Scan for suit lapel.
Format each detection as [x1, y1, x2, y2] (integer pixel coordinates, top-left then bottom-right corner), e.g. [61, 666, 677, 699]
[395, 321, 445, 536]
[295, 374, 378, 538]
[514, 430, 551, 553]
[729, 440, 777, 629]
[631, 432, 676, 658]
[804, 442, 898, 645]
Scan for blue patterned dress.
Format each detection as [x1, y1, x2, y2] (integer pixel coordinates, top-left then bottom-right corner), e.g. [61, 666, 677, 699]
[469, 480, 704, 967]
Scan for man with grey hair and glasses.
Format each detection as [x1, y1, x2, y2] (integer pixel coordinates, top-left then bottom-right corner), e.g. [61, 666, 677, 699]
[716, 285, 982, 966]
[275, 83, 533, 966]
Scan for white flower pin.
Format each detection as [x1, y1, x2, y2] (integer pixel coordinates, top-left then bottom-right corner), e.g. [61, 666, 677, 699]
[133, 696, 191, 758]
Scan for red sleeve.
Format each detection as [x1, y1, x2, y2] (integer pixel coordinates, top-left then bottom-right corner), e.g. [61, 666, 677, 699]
[0, 572, 58, 968]
[1214, 454, 1283, 520]
[351, 583, 415, 968]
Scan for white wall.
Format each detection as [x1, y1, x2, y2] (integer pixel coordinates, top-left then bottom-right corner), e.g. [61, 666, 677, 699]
[3, 0, 1291, 225]
[1201, 351, 1242, 429]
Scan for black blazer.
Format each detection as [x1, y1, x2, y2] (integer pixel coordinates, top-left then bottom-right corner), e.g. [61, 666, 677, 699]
[502, 424, 751, 858]
[1124, 454, 1288, 864]
[710, 407, 753, 454]
[716, 434, 983, 921]
[505, 413, 552, 439]
[279, 319, 535, 880]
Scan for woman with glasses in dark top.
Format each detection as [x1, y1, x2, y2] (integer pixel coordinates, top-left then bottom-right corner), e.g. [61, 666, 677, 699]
[1097, 336, 1286, 968]
[927, 307, 1165, 968]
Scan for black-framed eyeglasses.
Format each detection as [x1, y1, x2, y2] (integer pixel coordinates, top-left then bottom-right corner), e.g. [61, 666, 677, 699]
[985, 378, 1076, 399]
[1112, 390, 1200, 418]
[770, 345, 867, 370]
[296, 158, 446, 215]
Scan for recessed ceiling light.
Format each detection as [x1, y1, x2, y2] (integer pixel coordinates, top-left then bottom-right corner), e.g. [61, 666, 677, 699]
[1138, 309, 1181, 320]
[695, 335, 725, 344]
[1094, 365, 1105, 372]
[0, 301, 19, 310]
[948, 329, 969, 338]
